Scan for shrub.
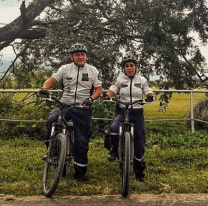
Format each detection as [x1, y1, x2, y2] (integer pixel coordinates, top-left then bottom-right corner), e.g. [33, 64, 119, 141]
[92, 100, 115, 138]
[186, 98, 208, 129]
[0, 94, 52, 140]
[0, 94, 117, 140]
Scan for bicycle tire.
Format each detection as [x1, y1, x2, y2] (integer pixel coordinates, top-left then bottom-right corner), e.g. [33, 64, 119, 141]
[43, 133, 66, 197]
[63, 129, 74, 177]
[121, 132, 130, 197]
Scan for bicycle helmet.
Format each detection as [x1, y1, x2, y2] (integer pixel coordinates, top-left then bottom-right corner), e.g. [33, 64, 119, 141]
[70, 43, 87, 54]
[121, 52, 138, 67]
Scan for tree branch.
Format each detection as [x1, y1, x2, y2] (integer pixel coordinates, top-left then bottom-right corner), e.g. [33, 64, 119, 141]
[0, 40, 14, 50]
[0, 41, 32, 81]
[0, 0, 56, 49]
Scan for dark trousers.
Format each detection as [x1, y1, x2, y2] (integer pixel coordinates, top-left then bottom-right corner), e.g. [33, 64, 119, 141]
[46, 107, 92, 178]
[109, 109, 146, 178]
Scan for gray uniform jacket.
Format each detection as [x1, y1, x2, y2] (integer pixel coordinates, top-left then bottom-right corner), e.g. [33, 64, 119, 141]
[109, 74, 153, 109]
[52, 62, 102, 104]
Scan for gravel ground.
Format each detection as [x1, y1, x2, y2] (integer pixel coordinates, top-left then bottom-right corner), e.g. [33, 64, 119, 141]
[1, 193, 208, 206]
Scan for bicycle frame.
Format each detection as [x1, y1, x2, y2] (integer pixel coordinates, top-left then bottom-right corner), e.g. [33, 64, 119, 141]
[118, 104, 134, 164]
[110, 97, 148, 197]
[42, 95, 79, 197]
[48, 96, 80, 165]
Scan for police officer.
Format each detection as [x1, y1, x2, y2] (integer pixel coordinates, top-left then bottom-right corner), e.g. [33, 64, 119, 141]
[103, 52, 154, 182]
[39, 43, 102, 181]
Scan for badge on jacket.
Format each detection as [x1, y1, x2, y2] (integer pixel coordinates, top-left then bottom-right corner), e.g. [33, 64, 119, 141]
[134, 83, 141, 87]
[121, 83, 128, 87]
[82, 73, 89, 81]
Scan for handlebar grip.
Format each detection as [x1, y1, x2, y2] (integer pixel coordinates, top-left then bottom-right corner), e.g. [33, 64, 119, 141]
[111, 97, 117, 102]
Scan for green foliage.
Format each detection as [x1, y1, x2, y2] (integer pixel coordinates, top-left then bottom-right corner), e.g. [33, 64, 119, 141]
[0, 66, 52, 90]
[5, 0, 207, 90]
[12, 67, 52, 89]
[0, 94, 18, 118]
[186, 97, 208, 129]
[0, 93, 52, 140]
[146, 122, 208, 148]
[92, 100, 115, 138]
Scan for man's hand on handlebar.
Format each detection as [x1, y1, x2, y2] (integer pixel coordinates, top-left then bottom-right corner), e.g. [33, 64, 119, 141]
[39, 88, 49, 98]
[101, 92, 110, 100]
[145, 96, 156, 102]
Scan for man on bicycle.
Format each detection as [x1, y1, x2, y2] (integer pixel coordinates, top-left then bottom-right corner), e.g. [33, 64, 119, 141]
[103, 52, 154, 182]
[39, 43, 102, 181]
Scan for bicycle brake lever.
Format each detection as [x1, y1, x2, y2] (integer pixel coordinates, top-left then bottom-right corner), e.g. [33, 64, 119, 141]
[42, 95, 54, 102]
[48, 95, 55, 101]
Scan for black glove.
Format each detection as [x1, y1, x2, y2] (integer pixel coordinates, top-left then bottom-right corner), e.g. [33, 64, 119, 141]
[39, 88, 49, 98]
[82, 97, 94, 107]
[102, 93, 110, 100]
[145, 96, 156, 102]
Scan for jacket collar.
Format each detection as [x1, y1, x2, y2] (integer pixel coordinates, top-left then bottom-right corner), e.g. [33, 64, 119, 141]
[73, 62, 86, 69]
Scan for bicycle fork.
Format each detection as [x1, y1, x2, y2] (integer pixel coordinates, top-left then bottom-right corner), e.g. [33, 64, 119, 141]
[118, 123, 134, 164]
[47, 123, 66, 157]
[130, 124, 134, 164]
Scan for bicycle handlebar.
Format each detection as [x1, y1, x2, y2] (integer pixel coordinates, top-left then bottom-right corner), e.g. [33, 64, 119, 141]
[111, 98, 148, 106]
[44, 95, 81, 108]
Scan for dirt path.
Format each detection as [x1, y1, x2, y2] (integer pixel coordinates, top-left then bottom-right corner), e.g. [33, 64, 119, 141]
[1, 193, 208, 206]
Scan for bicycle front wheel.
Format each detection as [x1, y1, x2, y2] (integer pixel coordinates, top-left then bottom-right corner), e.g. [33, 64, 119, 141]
[121, 132, 130, 197]
[43, 133, 66, 197]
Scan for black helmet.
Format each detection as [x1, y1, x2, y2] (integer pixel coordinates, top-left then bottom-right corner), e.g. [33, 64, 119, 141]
[121, 52, 138, 67]
[70, 43, 87, 54]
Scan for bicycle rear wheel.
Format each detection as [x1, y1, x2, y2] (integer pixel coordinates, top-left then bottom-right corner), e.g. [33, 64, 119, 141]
[63, 129, 74, 177]
[43, 133, 66, 197]
[121, 132, 130, 197]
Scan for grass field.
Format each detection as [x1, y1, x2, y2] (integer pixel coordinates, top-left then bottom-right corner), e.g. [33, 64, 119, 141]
[0, 135, 208, 196]
[144, 92, 206, 119]
[0, 91, 208, 196]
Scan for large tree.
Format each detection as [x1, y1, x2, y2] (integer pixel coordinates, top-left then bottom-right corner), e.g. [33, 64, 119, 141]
[0, 0, 208, 89]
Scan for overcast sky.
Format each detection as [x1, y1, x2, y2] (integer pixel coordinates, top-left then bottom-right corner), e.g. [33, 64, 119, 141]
[0, 0, 32, 26]
[0, 0, 208, 64]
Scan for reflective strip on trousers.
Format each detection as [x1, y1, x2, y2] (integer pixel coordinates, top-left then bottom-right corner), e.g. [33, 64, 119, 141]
[74, 161, 87, 167]
[109, 132, 119, 135]
[134, 155, 144, 162]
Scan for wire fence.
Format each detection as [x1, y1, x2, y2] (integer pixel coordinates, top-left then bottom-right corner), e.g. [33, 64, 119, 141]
[0, 89, 208, 134]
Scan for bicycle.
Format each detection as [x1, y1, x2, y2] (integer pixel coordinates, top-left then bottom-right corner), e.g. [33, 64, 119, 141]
[42, 95, 80, 197]
[108, 97, 149, 197]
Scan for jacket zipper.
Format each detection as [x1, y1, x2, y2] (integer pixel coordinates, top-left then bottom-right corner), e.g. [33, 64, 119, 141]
[74, 67, 80, 102]
[130, 78, 133, 109]
[130, 78, 133, 102]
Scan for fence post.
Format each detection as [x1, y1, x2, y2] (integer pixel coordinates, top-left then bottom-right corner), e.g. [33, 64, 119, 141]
[190, 91, 195, 134]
